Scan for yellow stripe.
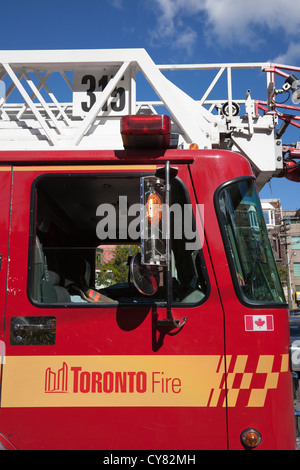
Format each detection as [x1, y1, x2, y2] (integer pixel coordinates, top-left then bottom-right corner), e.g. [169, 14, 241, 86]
[1, 355, 221, 408]
[0, 354, 286, 409]
[281, 354, 289, 372]
[13, 165, 157, 172]
[0, 167, 11, 171]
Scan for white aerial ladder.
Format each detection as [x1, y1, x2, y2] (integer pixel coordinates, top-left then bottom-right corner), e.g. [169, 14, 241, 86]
[0, 48, 300, 189]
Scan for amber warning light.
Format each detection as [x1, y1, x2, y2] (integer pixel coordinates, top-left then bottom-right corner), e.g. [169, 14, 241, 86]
[121, 115, 171, 149]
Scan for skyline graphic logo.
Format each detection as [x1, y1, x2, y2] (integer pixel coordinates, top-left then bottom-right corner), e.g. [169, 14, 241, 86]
[33, 354, 287, 408]
[45, 362, 68, 393]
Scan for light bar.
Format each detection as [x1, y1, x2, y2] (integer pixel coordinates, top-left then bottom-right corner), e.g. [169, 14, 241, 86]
[121, 115, 171, 149]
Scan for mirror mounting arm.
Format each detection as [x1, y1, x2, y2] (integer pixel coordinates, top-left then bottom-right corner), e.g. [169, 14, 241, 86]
[158, 161, 187, 329]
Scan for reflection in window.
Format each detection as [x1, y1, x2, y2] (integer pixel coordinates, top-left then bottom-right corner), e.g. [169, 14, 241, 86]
[218, 179, 285, 304]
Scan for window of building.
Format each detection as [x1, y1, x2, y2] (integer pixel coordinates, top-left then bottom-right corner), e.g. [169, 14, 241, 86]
[263, 209, 275, 227]
[294, 263, 300, 277]
[292, 236, 300, 250]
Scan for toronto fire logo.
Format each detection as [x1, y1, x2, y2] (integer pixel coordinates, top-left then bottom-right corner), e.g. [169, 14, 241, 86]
[45, 362, 68, 393]
[42, 355, 285, 408]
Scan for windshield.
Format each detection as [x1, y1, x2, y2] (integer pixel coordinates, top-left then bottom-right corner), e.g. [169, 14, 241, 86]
[218, 179, 285, 305]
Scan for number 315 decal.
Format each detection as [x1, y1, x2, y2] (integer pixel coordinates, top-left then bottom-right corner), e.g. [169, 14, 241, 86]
[81, 74, 126, 113]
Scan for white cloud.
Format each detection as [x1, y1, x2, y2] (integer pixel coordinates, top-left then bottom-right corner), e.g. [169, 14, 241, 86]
[151, 0, 300, 54]
[150, 0, 204, 54]
[174, 28, 198, 56]
[203, 0, 300, 44]
[110, 0, 123, 9]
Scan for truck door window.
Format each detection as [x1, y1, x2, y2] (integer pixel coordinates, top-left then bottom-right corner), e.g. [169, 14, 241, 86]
[29, 174, 208, 307]
[217, 178, 285, 305]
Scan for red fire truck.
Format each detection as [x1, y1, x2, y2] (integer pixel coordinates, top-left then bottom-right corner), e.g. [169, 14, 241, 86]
[0, 49, 299, 450]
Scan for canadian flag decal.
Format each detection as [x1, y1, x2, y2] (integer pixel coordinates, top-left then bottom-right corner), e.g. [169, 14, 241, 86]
[245, 315, 274, 331]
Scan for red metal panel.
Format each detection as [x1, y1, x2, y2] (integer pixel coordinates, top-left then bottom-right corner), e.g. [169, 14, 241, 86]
[189, 150, 296, 449]
[0, 166, 12, 452]
[0, 149, 296, 450]
[0, 166, 12, 344]
[0, 160, 227, 450]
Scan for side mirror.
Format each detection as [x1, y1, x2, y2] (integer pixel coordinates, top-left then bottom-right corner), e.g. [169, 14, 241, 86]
[130, 252, 159, 296]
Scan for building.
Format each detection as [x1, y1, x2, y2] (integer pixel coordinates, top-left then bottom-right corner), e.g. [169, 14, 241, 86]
[261, 199, 300, 309]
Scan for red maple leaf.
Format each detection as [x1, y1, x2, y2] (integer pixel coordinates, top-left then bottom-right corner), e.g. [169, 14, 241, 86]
[255, 318, 265, 328]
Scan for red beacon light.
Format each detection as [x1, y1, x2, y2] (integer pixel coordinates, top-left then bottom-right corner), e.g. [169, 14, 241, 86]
[121, 114, 171, 149]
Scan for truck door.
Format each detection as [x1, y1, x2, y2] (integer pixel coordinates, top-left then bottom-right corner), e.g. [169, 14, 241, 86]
[0, 162, 227, 450]
[0, 166, 12, 368]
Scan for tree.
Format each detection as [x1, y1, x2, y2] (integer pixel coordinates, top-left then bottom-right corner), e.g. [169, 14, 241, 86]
[277, 265, 287, 285]
[96, 245, 140, 287]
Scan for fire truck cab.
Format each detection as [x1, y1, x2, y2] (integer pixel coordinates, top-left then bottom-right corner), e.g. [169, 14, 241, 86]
[0, 49, 299, 450]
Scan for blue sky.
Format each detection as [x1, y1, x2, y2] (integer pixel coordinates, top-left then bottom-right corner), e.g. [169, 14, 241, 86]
[1, 0, 300, 209]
